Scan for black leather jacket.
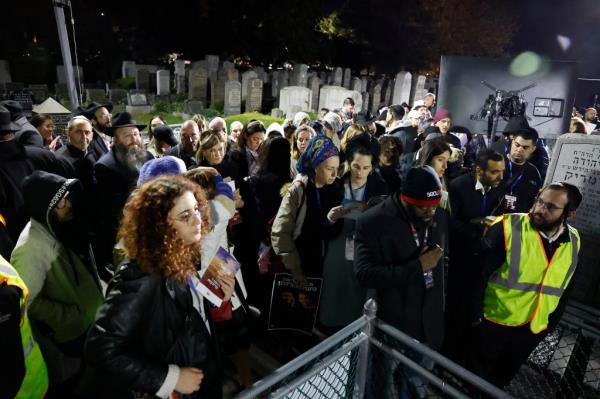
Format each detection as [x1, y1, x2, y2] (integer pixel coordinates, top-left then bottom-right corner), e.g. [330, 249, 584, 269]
[85, 261, 221, 399]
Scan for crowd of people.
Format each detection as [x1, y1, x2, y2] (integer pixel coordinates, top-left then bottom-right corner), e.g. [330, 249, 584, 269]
[0, 92, 588, 398]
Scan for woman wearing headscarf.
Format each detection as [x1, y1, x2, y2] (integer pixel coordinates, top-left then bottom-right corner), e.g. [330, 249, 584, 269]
[271, 136, 345, 280]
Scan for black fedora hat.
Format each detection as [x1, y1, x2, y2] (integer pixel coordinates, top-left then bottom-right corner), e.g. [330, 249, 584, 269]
[105, 112, 146, 137]
[0, 100, 24, 120]
[83, 102, 113, 119]
[0, 105, 20, 132]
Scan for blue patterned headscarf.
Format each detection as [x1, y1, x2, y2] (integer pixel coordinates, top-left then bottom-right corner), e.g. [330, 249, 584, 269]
[296, 135, 339, 178]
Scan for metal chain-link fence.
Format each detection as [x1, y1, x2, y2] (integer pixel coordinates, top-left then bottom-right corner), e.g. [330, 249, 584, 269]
[236, 300, 600, 399]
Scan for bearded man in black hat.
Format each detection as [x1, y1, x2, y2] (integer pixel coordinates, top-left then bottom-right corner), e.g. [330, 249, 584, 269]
[93, 112, 152, 280]
[83, 102, 113, 162]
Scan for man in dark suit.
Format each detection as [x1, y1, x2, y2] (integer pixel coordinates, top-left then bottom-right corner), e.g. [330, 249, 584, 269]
[83, 102, 113, 163]
[0, 100, 43, 148]
[93, 112, 152, 280]
[355, 166, 446, 398]
[444, 149, 505, 363]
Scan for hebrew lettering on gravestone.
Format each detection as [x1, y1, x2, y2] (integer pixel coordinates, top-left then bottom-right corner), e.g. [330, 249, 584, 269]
[545, 134, 600, 307]
[241, 71, 258, 101]
[245, 78, 263, 113]
[224, 81, 241, 116]
[128, 93, 148, 106]
[188, 67, 208, 101]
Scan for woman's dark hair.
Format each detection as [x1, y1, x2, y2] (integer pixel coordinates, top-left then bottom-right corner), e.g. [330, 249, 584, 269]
[257, 136, 292, 181]
[147, 115, 166, 139]
[378, 135, 403, 166]
[30, 113, 53, 129]
[118, 175, 210, 282]
[185, 168, 217, 200]
[418, 138, 451, 167]
[237, 119, 266, 150]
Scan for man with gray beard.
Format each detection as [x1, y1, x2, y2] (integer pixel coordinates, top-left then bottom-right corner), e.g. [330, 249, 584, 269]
[93, 113, 152, 280]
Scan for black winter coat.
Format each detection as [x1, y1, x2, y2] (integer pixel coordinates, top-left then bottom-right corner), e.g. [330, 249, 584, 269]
[85, 261, 221, 399]
[87, 129, 110, 164]
[354, 193, 448, 350]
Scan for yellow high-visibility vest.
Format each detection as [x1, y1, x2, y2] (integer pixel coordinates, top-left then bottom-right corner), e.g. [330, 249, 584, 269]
[0, 255, 49, 398]
[484, 213, 580, 334]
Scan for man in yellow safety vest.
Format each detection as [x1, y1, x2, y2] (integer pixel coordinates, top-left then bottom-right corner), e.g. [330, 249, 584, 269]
[468, 182, 583, 389]
[0, 254, 49, 398]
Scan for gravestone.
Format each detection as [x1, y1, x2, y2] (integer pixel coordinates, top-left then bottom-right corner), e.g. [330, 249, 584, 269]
[9, 90, 34, 117]
[271, 108, 285, 118]
[308, 76, 321, 112]
[211, 78, 226, 107]
[360, 77, 368, 93]
[370, 83, 382, 115]
[271, 71, 281, 97]
[126, 90, 152, 113]
[241, 70, 258, 101]
[222, 61, 235, 71]
[318, 86, 362, 113]
[191, 60, 207, 70]
[185, 101, 204, 114]
[245, 78, 263, 113]
[136, 64, 158, 74]
[205, 55, 219, 76]
[333, 68, 343, 86]
[277, 71, 289, 96]
[86, 88, 106, 103]
[253, 67, 268, 84]
[279, 86, 312, 117]
[108, 89, 128, 104]
[121, 61, 137, 78]
[0, 60, 11, 83]
[57, 65, 84, 85]
[227, 68, 239, 82]
[156, 70, 170, 95]
[224, 80, 242, 115]
[411, 75, 427, 105]
[351, 77, 362, 93]
[136, 68, 150, 91]
[188, 67, 208, 101]
[319, 71, 328, 84]
[383, 80, 393, 105]
[343, 68, 352, 89]
[362, 92, 370, 116]
[174, 60, 186, 94]
[545, 134, 600, 306]
[392, 71, 412, 105]
[28, 84, 49, 103]
[291, 64, 309, 87]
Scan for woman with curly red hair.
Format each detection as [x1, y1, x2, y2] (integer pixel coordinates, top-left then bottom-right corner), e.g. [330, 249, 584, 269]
[86, 175, 234, 399]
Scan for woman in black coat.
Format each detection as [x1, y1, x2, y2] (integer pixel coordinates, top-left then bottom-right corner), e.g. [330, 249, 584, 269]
[85, 176, 235, 399]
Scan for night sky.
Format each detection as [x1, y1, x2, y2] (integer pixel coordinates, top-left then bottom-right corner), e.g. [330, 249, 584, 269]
[1, 0, 599, 81]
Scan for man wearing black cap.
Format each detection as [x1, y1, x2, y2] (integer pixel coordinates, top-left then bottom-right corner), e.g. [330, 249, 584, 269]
[83, 102, 113, 162]
[355, 165, 447, 398]
[93, 112, 152, 279]
[0, 105, 66, 255]
[147, 124, 178, 158]
[0, 100, 43, 147]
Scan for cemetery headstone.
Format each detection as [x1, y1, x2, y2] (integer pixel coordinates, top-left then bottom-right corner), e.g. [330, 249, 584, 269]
[291, 64, 309, 87]
[9, 89, 34, 117]
[185, 101, 204, 114]
[343, 68, 352, 89]
[351, 77, 362, 93]
[241, 70, 258, 101]
[136, 68, 150, 91]
[392, 71, 412, 105]
[224, 80, 242, 116]
[545, 134, 600, 306]
[383, 80, 393, 105]
[318, 86, 362, 113]
[279, 86, 312, 117]
[362, 92, 370, 116]
[121, 61, 137, 78]
[253, 67, 268, 84]
[333, 68, 343, 86]
[126, 90, 152, 113]
[156, 70, 170, 95]
[211, 78, 226, 107]
[308, 76, 321, 113]
[271, 108, 285, 118]
[227, 68, 239, 82]
[360, 77, 368, 93]
[188, 67, 208, 101]
[205, 55, 219, 75]
[245, 78, 263, 113]
[411, 75, 427, 105]
[370, 83, 382, 115]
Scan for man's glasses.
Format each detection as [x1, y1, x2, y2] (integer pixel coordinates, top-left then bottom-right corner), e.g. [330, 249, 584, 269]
[535, 198, 564, 212]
